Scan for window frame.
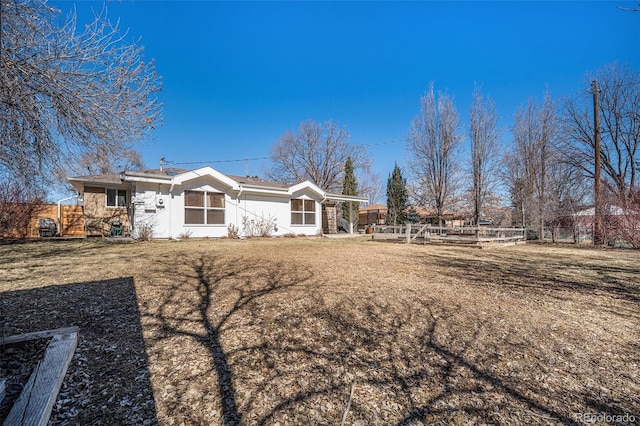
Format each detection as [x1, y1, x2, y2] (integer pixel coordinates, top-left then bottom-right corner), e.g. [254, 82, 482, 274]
[291, 198, 316, 226]
[184, 190, 225, 226]
[105, 188, 127, 208]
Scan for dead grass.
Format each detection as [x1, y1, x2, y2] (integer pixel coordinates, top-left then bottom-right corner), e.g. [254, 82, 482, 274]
[1, 237, 639, 425]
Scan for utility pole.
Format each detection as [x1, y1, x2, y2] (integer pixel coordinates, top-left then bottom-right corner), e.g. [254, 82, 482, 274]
[592, 80, 603, 246]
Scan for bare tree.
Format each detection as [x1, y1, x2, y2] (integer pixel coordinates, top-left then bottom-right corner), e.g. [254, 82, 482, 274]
[562, 63, 640, 199]
[506, 94, 558, 239]
[267, 120, 369, 192]
[358, 168, 383, 205]
[468, 86, 501, 226]
[0, 0, 161, 187]
[72, 145, 144, 176]
[501, 153, 533, 229]
[546, 160, 589, 242]
[407, 84, 462, 226]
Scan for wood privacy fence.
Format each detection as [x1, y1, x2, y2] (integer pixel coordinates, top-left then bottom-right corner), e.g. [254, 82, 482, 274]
[371, 224, 526, 246]
[0, 203, 85, 238]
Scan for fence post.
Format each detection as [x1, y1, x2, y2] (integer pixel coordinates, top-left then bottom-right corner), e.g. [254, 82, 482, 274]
[406, 223, 411, 244]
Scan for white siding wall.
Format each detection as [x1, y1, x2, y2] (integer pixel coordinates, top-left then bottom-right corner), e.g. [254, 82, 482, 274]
[231, 194, 290, 236]
[131, 178, 323, 238]
[288, 189, 323, 236]
[131, 182, 171, 239]
[174, 178, 232, 238]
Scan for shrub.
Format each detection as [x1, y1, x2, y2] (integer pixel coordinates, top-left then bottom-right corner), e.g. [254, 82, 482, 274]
[177, 230, 192, 240]
[242, 214, 277, 238]
[227, 223, 240, 239]
[136, 222, 154, 241]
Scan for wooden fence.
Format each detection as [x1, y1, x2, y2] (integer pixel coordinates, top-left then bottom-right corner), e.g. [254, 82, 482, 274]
[371, 224, 525, 246]
[0, 203, 84, 238]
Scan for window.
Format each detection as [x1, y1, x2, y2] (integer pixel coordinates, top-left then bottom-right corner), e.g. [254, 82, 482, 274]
[106, 189, 127, 208]
[291, 199, 316, 225]
[185, 190, 225, 225]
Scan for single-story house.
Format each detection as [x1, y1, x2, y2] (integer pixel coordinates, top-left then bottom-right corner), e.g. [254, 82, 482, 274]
[68, 167, 367, 239]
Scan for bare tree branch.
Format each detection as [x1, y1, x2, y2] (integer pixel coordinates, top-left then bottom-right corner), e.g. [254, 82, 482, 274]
[617, 4, 640, 12]
[266, 120, 369, 192]
[504, 93, 560, 238]
[407, 83, 462, 225]
[0, 0, 162, 188]
[561, 63, 640, 199]
[468, 85, 501, 225]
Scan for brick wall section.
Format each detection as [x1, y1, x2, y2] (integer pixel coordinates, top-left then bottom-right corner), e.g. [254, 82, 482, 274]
[83, 186, 130, 236]
[322, 203, 337, 234]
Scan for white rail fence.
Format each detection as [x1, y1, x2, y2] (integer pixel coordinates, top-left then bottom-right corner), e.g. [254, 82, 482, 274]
[370, 224, 526, 246]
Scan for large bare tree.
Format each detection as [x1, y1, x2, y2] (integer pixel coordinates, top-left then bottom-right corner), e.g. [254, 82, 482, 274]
[267, 120, 369, 192]
[408, 84, 462, 225]
[0, 0, 161, 188]
[506, 93, 558, 239]
[562, 63, 640, 199]
[468, 86, 500, 226]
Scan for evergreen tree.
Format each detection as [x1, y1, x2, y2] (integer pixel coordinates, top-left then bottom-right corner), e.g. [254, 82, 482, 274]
[342, 157, 359, 221]
[405, 206, 421, 224]
[386, 164, 409, 225]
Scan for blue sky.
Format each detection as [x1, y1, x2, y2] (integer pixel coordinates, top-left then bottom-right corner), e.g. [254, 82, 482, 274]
[54, 0, 639, 192]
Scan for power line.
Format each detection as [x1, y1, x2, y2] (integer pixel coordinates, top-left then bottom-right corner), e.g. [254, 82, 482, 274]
[164, 138, 405, 166]
[165, 156, 269, 166]
[356, 139, 406, 148]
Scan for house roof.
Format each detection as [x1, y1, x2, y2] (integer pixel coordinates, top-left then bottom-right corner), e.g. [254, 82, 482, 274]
[360, 204, 388, 212]
[574, 205, 625, 216]
[68, 173, 124, 186]
[227, 175, 289, 190]
[67, 167, 367, 204]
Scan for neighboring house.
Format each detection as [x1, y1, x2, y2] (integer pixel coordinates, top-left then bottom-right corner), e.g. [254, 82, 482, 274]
[68, 167, 367, 238]
[358, 204, 509, 228]
[358, 204, 388, 229]
[572, 205, 627, 233]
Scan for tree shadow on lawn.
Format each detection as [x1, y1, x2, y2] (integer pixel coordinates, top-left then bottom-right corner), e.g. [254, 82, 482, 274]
[144, 254, 314, 425]
[0, 277, 157, 424]
[416, 250, 640, 305]
[144, 254, 639, 425]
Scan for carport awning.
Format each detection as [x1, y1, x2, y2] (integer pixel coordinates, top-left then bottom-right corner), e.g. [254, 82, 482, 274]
[322, 193, 368, 204]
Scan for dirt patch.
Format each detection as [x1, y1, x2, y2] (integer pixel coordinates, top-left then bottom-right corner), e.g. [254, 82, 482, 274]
[1, 238, 639, 424]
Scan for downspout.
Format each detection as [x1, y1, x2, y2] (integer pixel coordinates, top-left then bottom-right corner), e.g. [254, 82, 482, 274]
[236, 185, 244, 227]
[169, 178, 175, 239]
[56, 195, 78, 236]
[349, 202, 354, 234]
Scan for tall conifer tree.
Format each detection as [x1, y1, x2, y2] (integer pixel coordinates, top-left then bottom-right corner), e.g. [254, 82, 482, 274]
[386, 164, 409, 225]
[342, 156, 359, 221]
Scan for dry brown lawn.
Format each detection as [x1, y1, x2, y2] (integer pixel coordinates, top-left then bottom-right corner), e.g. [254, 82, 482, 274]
[1, 237, 639, 425]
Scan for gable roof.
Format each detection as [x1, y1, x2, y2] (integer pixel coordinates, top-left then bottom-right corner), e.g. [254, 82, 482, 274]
[68, 167, 367, 203]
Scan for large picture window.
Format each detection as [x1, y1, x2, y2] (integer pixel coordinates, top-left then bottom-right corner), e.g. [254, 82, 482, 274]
[291, 199, 316, 225]
[185, 190, 225, 225]
[106, 188, 127, 208]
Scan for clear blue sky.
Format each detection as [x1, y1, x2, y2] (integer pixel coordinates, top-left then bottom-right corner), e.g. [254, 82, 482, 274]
[53, 0, 639, 188]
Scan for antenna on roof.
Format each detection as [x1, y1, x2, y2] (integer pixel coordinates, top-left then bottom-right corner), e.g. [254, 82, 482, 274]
[160, 157, 164, 172]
